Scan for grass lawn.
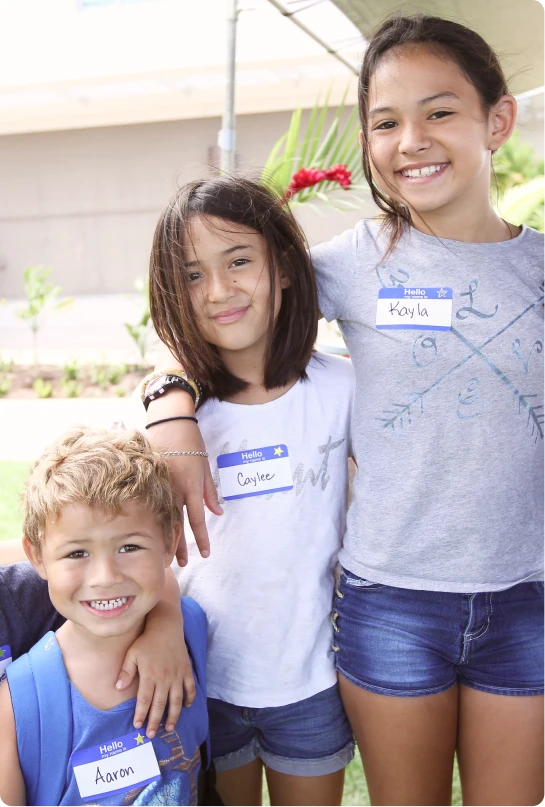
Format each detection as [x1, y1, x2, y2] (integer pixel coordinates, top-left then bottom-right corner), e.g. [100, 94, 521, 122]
[262, 747, 461, 805]
[0, 461, 462, 806]
[0, 461, 29, 542]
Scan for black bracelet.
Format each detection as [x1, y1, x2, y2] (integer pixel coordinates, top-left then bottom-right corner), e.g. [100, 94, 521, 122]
[145, 416, 198, 429]
[144, 377, 198, 410]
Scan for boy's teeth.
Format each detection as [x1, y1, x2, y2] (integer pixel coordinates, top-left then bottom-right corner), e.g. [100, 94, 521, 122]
[401, 164, 444, 177]
[89, 597, 128, 611]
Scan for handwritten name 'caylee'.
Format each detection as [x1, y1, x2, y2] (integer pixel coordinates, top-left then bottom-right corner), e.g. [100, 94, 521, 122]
[237, 471, 275, 488]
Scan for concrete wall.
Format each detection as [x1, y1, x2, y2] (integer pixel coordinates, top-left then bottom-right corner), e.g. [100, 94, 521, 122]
[0, 110, 371, 297]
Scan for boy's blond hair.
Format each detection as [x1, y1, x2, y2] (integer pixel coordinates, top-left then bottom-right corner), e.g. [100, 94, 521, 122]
[24, 426, 180, 552]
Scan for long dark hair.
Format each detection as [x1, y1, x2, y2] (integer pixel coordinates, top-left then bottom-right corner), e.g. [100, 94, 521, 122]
[149, 176, 318, 402]
[358, 14, 509, 257]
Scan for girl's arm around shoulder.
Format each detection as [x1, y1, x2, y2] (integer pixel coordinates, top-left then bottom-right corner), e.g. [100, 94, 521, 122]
[0, 679, 26, 806]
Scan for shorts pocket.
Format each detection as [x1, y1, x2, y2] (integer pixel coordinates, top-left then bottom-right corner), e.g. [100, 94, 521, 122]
[341, 568, 385, 590]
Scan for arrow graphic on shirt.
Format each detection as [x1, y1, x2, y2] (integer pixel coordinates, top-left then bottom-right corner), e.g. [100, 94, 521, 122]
[376, 294, 544, 439]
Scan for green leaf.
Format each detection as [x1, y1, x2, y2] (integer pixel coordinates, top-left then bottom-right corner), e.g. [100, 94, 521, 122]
[274, 107, 302, 192]
[499, 176, 544, 228]
[260, 132, 288, 188]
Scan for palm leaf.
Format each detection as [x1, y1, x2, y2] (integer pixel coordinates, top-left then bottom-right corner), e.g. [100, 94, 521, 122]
[260, 85, 366, 209]
[499, 177, 544, 229]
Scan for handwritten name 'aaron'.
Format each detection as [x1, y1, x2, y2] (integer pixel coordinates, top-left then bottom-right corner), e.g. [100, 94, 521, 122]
[389, 302, 428, 319]
[95, 765, 135, 785]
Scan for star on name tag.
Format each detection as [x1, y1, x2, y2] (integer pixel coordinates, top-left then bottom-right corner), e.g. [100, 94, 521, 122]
[0, 644, 12, 684]
[217, 444, 293, 501]
[376, 287, 453, 330]
[71, 730, 161, 802]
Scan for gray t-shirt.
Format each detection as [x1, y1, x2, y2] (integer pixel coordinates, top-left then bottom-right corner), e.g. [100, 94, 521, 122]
[313, 220, 544, 592]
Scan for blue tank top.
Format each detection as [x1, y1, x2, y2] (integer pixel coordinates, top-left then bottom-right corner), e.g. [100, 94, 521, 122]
[8, 597, 209, 806]
[59, 666, 205, 806]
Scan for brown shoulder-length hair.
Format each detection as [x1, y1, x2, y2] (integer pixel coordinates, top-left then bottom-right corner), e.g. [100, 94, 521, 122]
[149, 175, 318, 402]
[358, 14, 509, 258]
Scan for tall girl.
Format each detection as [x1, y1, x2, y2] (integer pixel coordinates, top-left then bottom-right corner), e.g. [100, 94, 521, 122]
[145, 14, 544, 807]
[142, 177, 355, 806]
[312, 15, 544, 807]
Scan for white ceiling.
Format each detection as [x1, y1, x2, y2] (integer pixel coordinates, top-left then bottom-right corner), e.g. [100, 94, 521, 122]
[330, 0, 544, 94]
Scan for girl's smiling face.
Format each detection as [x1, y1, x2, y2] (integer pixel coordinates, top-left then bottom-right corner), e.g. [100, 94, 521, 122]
[183, 215, 288, 361]
[367, 45, 515, 224]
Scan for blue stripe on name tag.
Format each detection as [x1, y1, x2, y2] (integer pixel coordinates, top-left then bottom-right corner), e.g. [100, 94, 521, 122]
[217, 445, 289, 468]
[223, 485, 293, 501]
[72, 731, 152, 766]
[79, 774, 160, 803]
[376, 323, 451, 331]
[378, 287, 453, 299]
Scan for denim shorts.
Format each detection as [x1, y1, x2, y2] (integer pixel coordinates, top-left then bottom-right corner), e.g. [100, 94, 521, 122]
[333, 568, 544, 697]
[208, 685, 354, 776]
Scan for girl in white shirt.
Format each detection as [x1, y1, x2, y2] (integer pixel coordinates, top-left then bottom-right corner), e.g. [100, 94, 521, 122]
[143, 176, 355, 806]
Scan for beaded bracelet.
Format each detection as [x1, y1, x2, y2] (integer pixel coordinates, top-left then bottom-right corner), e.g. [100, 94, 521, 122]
[161, 451, 209, 458]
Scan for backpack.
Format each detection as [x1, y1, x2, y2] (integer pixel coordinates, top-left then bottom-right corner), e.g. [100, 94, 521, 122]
[7, 596, 214, 806]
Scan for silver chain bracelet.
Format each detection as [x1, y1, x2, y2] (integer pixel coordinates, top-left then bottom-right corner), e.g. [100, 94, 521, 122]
[161, 450, 209, 458]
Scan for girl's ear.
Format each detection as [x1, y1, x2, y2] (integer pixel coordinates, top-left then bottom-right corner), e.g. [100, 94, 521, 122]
[488, 94, 517, 151]
[358, 129, 364, 150]
[279, 269, 291, 290]
[23, 537, 48, 580]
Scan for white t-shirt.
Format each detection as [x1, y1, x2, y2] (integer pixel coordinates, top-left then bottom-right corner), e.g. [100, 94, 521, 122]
[176, 353, 354, 708]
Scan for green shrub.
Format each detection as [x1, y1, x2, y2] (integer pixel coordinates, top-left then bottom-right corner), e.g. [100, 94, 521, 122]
[0, 376, 10, 397]
[62, 379, 82, 398]
[62, 359, 80, 382]
[33, 378, 53, 399]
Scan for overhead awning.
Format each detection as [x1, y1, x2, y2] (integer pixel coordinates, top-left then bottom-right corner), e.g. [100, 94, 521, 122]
[330, 0, 543, 94]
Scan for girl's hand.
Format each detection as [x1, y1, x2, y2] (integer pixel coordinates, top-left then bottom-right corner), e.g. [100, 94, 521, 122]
[146, 389, 223, 565]
[116, 571, 195, 737]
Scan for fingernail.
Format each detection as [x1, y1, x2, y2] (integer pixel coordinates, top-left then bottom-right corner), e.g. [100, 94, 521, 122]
[147, 730, 156, 739]
[166, 724, 174, 732]
[116, 680, 125, 689]
[201, 550, 210, 558]
[178, 559, 188, 567]
[134, 722, 142, 729]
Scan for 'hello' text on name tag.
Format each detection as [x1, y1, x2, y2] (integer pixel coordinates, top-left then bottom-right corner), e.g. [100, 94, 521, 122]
[72, 730, 161, 802]
[217, 445, 293, 500]
[376, 287, 453, 330]
[0, 644, 12, 684]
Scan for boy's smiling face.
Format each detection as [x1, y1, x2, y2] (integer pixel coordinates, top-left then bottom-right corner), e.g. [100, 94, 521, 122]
[25, 501, 177, 641]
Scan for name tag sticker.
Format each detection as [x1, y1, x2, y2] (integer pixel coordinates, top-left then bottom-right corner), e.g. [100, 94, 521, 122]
[376, 287, 453, 330]
[0, 644, 12, 684]
[217, 445, 293, 500]
[71, 730, 161, 802]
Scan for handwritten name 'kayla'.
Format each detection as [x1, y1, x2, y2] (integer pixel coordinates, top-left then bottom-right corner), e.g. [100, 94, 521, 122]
[238, 470, 275, 488]
[389, 302, 428, 319]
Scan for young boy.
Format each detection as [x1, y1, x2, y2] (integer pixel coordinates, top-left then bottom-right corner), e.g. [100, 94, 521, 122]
[0, 427, 210, 807]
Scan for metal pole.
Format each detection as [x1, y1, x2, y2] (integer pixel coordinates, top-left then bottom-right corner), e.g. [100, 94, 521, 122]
[219, 0, 238, 173]
[265, 0, 359, 76]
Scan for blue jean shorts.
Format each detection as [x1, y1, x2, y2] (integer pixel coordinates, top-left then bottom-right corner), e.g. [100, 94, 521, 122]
[208, 685, 354, 776]
[333, 568, 544, 697]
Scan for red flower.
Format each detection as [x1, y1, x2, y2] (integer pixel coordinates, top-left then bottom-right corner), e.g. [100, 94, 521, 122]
[285, 163, 352, 199]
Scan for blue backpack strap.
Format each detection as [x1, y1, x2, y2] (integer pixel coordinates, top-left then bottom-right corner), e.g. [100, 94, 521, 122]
[180, 596, 211, 765]
[7, 632, 72, 806]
